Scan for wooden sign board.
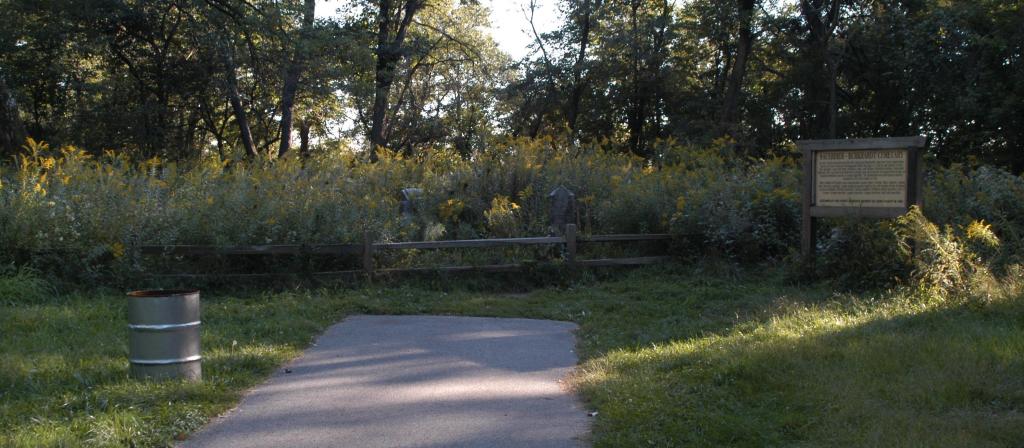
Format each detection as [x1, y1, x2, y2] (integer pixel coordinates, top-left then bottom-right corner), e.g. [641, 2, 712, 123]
[796, 136, 926, 261]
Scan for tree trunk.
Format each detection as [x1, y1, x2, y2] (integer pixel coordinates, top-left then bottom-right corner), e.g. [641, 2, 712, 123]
[223, 44, 257, 159]
[626, 0, 646, 157]
[628, 97, 647, 157]
[368, 0, 422, 162]
[368, 73, 393, 161]
[800, 0, 841, 139]
[0, 72, 27, 157]
[720, 0, 755, 137]
[183, 110, 201, 159]
[828, 58, 838, 139]
[298, 119, 311, 157]
[566, 0, 593, 134]
[277, 0, 316, 158]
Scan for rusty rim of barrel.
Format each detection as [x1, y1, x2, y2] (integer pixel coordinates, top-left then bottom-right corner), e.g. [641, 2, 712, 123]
[127, 289, 199, 298]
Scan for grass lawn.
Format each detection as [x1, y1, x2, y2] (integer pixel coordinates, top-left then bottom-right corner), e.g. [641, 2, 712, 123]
[2, 265, 1023, 447]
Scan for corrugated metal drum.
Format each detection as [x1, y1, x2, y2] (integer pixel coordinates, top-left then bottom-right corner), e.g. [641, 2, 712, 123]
[127, 289, 202, 381]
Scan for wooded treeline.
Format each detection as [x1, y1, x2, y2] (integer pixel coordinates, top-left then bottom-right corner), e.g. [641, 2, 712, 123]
[1, 0, 1021, 169]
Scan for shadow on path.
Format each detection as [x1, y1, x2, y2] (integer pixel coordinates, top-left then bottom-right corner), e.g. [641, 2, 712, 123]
[183, 315, 589, 448]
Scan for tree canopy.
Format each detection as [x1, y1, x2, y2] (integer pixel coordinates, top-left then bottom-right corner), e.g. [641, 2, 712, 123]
[0, 0, 1020, 169]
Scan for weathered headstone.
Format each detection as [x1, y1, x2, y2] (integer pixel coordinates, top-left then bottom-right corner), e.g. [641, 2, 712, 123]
[398, 188, 423, 218]
[548, 186, 575, 236]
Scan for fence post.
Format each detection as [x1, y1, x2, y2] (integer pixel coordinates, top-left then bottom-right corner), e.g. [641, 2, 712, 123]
[565, 224, 577, 267]
[362, 231, 374, 276]
[800, 147, 816, 266]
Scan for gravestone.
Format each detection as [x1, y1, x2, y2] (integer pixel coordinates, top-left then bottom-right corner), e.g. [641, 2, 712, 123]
[548, 186, 575, 236]
[398, 188, 423, 218]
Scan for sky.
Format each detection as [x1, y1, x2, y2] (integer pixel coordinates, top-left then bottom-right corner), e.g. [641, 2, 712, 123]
[482, 0, 560, 60]
[317, 0, 561, 60]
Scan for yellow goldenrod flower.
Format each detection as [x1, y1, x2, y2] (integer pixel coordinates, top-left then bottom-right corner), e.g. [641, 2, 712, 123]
[110, 242, 125, 259]
[439, 199, 465, 222]
[966, 220, 999, 247]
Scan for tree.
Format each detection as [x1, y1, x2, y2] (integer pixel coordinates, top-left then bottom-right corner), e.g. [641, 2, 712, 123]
[583, 0, 675, 156]
[368, 0, 427, 161]
[0, 68, 26, 157]
[277, 0, 317, 158]
[381, 2, 507, 156]
[798, 0, 843, 139]
[220, 33, 258, 158]
[0, 0, 1020, 170]
[505, 0, 676, 155]
[565, 0, 596, 135]
[719, 0, 757, 137]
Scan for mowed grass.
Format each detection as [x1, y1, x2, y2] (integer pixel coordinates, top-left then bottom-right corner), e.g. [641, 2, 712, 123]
[2, 265, 1023, 447]
[1, 276, 359, 446]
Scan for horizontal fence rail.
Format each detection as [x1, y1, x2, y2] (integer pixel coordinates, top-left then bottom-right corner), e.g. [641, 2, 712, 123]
[141, 244, 362, 256]
[140, 225, 675, 278]
[578, 234, 671, 243]
[374, 236, 565, 251]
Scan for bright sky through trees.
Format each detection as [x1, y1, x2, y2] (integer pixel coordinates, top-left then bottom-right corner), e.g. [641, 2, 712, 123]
[482, 0, 560, 59]
[318, 0, 559, 60]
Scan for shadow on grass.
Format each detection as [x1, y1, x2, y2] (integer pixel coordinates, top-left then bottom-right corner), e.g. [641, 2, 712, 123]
[0, 289, 357, 447]
[0, 263, 917, 447]
[577, 297, 1024, 447]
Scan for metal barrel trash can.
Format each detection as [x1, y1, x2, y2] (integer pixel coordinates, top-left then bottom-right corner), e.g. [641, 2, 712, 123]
[127, 289, 202, 381]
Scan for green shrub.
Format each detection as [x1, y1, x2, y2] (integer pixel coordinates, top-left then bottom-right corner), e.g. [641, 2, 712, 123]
[895, 206, 1022, 302]
[668, 144, 801, 261]
[0, 265, 52, 305]
[924, 165, 1024, 266]
[815, 219, 910, 288]
[484, 195, 524, 237]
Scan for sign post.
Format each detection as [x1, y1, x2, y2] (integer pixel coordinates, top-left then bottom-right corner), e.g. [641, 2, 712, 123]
[797, 136, 926, 263]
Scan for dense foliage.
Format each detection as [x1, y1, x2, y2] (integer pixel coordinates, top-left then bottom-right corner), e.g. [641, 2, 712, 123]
[1, 137, 711, 280]
[2, 137, 1022, 294]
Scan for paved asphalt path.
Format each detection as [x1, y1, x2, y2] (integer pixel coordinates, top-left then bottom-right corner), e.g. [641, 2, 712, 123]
[183, 315, 589, 448]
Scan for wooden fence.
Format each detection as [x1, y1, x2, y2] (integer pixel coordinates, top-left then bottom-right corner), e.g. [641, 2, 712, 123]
[139, 224, 674, 278]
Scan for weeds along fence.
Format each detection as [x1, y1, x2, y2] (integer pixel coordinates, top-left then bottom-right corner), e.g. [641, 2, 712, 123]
[139, 225, 674, 279]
